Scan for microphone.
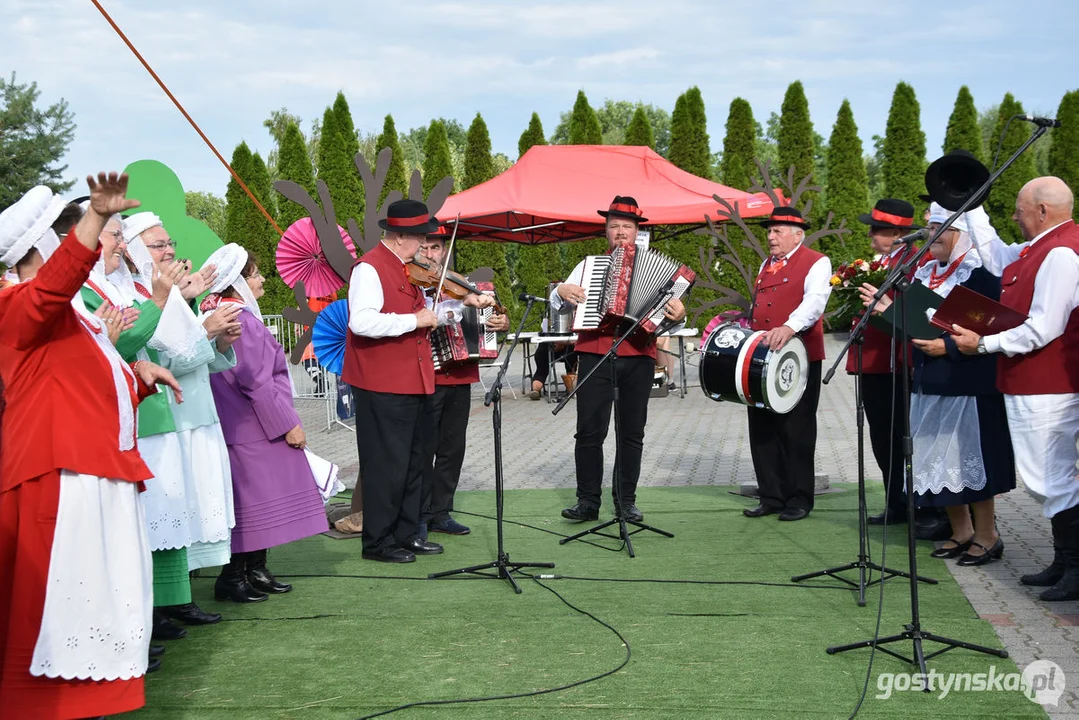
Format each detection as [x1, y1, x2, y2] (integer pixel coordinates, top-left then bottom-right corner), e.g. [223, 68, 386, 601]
[896, 227, 930, 243]
[1020, 114, 1062, 128]
[518, 292, 549, 304]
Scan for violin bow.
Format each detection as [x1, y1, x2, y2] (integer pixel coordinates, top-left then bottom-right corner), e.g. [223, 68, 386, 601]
[433, 213, 461, 306]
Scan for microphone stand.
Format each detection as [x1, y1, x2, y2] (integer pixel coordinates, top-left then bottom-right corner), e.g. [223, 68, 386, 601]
[553, 283, 677, 558]
[428, 297, 555, 594]
[792, 331, 935, 604]
[824, 126, 1048, 672]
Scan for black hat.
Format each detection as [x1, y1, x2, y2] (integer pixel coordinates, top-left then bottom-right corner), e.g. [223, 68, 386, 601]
[924, 149, 991, 212]
[917, 193, 933, 203]
[378, 199, 441, 234]
[760, 206, 811, 230]
[425, 224, 450, 239]
[858, 198, 921, 230]
[597, 195, 648, 224]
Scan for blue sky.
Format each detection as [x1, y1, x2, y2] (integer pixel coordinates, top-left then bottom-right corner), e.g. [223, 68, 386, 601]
[4, 0, 1077, 197]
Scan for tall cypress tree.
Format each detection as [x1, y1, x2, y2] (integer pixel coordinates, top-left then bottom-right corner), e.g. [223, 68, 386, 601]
[422, 119, 454, 198]
[242, 152, 290, 314]
[463, 112, 495, 190]
[624, 106, 655, 149]
[824, 100, 868, 259]
[317, 106, 364, 229]
[1049, 90, 1079, 222]
[720, 97, 756, 190]
[882, 81, 927, 217]
[225, 141, 254, 244]
[276, 121, 316, 230]
[375, 114, 408, 208]
[777, 82, 815, 182]
[669, 88, 712, 179]
[328, 93, 364, 227]
[518, 112, 547, 158]
[568, 90, 602, 144]
[943, 85, 984, 162]
[986, 93, 1038, 243]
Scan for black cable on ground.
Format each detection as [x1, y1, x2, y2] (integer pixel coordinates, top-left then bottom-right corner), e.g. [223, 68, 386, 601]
[352, 572, 630, 720]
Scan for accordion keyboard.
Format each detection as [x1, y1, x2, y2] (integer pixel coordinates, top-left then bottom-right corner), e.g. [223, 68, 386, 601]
[572, 255, 611, 330]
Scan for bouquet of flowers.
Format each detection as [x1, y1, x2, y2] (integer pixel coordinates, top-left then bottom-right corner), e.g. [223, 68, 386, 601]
[825, 256, 893, 330]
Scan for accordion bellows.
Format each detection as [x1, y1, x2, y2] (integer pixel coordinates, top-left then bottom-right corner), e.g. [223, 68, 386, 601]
[572, 243, 696, 334]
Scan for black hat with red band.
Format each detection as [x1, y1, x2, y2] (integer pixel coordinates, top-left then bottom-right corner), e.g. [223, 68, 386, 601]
[857, 198, 921, 230]
[598, 195, 648, 224]
[759, 205, 811, 230]
[378, 199, 442, 235]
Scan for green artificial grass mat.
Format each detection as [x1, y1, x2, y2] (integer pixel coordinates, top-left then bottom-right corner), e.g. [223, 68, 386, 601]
[134, 484, 1048, 719]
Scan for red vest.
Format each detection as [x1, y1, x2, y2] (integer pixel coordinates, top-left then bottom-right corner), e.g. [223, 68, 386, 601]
[996, 221, 1079, 395]
[435, 362, 480, 386]
[575, 328, 656, 360]
[845, 245, 919, 374]
[751, 245, 826, 362]
[341, 243, 435, 395]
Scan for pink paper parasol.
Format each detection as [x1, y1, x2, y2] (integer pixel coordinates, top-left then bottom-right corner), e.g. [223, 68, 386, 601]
[275, 217, 356, 297]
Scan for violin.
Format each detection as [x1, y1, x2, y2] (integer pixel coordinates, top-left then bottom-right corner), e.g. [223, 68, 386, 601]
[406, 257, 506, 314]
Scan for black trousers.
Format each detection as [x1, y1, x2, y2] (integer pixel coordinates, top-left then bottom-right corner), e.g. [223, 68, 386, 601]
[860, 372, 908, 512]
[353, 387, 431, 553]
[574, 353, 653, 509]
[747, 360, 823, 512]
[532, 344, 578, 385]
[421, 383, 472, 524]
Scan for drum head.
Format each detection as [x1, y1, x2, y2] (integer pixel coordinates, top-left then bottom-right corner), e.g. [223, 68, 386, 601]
[762, 336, 809, 414]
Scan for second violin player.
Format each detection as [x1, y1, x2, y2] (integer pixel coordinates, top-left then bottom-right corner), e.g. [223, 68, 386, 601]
[416, 225, 508, 537]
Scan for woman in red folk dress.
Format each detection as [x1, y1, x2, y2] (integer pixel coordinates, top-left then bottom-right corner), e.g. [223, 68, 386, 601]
[0, 173, 182, 720]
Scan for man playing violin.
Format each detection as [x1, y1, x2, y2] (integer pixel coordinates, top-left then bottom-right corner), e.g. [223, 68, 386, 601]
[550, 196, 686, 523]
[343, 200, 444, 562]
[416, 226, 507, 536]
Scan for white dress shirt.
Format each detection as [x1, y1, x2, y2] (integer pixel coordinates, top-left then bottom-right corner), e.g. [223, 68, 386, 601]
[347, 241, 419, 338]
[969, 220, 1079, 356]
[755, 243, 833, 332]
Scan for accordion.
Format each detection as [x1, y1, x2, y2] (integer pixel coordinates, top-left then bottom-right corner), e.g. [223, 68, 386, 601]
[572, 243, 695, 334]
[430, 284, 499, 370]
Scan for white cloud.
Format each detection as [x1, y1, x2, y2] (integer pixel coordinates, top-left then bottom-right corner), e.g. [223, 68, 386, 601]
[576, 47, 661, 69]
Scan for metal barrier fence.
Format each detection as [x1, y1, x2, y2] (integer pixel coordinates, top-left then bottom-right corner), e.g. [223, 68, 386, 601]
[262, 314, 355, 432]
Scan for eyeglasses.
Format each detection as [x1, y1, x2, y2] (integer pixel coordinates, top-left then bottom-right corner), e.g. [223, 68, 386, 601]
[144, 240, 177, 251]
[102, 230, 124, 241]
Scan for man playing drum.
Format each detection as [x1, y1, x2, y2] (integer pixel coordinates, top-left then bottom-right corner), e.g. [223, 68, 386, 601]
[742, 207, 832, 521]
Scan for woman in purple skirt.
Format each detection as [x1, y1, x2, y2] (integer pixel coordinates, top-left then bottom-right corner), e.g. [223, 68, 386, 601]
[202, 244, 326, 603]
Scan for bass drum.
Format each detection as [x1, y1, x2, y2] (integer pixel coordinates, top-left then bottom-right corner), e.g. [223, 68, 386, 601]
[698, 322, 808, 414]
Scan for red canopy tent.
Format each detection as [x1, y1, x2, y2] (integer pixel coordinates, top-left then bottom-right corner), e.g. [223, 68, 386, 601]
[436, 145, 776, 244]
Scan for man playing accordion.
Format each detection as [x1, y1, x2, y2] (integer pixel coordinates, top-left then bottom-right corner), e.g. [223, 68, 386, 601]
[550, 196, 686, 523]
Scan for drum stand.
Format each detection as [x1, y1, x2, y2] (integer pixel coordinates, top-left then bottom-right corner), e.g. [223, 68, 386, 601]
[553, 283, 677, 557]
[819, 128, 1046, 670]
[791, 335, 935, 605]
[428, 297, 554, 594]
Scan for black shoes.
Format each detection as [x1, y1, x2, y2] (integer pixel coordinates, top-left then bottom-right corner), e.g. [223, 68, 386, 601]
[914, 512, 953, 541]
[159, 602, 222, 625]
[778, 508, 809, 522]
[562, 503, 600, 522]
[868, 508, 907, 526]
[146, 656, 162, 673]
[247, 549, 292, 594]
[402, 538, 444, 555]
[619, 504, 644, 522]
[956, 538, 1004, 567]
[1022, 550, 1065, 586]
[215, 554, 269, 603]
[151, 609, 187, 641]
[149, 643, 166, 657]
[743, 504, 778, 518]
[428, 517, 471, 535]
[930, 537, 974, 559]
[362, 546, 416, 563]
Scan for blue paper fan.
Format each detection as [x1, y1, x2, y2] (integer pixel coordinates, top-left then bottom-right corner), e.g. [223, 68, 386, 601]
[311, 299, 349, 375]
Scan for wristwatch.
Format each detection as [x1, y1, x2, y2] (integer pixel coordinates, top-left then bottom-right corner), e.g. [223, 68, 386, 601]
[976, 337, 987, 355]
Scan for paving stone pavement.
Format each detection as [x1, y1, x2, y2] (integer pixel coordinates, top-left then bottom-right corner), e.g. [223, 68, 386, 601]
[294, 335, 1078, 717]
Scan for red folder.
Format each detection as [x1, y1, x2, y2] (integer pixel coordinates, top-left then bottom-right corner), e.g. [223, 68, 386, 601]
[929, 284, 1028, 335]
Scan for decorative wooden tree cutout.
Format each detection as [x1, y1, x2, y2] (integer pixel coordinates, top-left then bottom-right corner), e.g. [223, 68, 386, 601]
[687, 158, 849, 328]
[274, 147, 454, 363]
